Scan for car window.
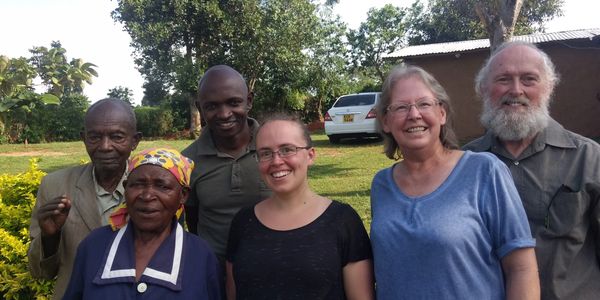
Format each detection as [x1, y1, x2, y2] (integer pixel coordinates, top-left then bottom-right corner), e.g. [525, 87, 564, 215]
[333, 94, 376, 107]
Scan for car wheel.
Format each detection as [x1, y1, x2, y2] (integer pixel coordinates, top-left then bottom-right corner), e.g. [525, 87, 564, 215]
[328, 135, 341, 144]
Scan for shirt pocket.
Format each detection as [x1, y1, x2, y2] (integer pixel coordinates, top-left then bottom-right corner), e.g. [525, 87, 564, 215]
[545, 185, 589, 241]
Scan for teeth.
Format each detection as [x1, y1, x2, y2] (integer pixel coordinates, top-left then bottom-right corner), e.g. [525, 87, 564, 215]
[272, 171, 290, 178]
[406, 127, 426, 132]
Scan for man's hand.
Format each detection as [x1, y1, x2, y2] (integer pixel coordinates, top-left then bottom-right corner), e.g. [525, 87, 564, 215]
[37, 195, 71, 237]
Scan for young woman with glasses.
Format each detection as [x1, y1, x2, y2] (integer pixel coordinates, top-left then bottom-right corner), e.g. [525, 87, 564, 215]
[370, 65, 539, 299]
[225, 113, 374, 300]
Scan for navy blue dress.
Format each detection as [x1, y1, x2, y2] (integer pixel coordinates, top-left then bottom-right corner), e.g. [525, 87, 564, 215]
[63, 220, 221, 299]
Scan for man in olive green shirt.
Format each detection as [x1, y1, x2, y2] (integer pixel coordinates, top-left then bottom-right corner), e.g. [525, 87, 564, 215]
[183, 65, 270, 266]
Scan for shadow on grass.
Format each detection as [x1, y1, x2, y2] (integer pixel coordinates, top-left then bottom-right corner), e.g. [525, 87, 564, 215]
[309, 163, 356, 179]
[319, 189, 371, 199]
[313, 137, 383, 149]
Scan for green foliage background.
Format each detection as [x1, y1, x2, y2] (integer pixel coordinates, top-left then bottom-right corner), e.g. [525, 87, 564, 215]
[0, 159, 53, 299]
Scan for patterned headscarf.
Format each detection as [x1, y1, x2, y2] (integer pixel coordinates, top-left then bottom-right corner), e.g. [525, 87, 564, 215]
[128, 147, 194, 187]
[109, 147, 195, 230]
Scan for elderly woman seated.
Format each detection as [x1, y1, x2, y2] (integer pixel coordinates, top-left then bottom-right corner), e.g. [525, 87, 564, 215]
[63, 148, 221, 299]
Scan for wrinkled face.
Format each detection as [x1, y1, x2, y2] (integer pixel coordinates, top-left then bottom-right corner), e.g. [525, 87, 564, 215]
[382, 76, 446, 152]
[256, 120, 315, 196]
[481, 45, 551, 140]
[196, 70, 252, 140]
[82, 103, 140, 174]
[125, 165, 187, 234]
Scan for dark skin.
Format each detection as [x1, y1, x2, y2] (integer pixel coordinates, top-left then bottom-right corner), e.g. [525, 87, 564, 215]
[124, 165, 189, 281]
[186, 65, 253, 234]
[37, 100, 141, 258]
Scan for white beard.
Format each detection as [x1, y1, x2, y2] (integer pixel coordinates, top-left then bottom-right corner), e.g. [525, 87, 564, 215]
[480, 95, 550, 141]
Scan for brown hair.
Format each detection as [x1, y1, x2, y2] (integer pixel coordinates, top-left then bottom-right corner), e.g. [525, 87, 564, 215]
[257, 112, 313, 147]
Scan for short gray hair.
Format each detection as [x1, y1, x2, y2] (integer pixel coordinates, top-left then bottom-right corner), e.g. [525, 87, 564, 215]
[474, 41, 560, 98]
[376, 64, 459, 160]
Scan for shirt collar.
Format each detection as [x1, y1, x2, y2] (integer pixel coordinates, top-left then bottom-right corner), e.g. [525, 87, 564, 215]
[93, 220, 185, 291]
[92, 163, 128, 196]
[473, 118, 576, 153]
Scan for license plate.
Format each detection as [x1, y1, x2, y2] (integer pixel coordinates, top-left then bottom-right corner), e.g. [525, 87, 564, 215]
[343, 114, 354, 122]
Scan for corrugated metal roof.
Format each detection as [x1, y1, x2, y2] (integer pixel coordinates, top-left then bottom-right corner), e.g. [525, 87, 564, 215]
[386, 28, 600, 58]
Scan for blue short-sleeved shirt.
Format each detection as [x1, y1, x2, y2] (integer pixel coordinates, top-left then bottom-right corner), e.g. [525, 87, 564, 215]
[370, 151, 535, 299]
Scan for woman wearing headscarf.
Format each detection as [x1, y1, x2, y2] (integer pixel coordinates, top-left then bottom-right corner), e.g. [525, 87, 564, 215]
[370, 65, 539, 299]
[63, 148, 221, 299]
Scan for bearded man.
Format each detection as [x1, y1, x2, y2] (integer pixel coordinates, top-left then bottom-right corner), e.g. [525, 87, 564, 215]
[464, 41, 600, 300]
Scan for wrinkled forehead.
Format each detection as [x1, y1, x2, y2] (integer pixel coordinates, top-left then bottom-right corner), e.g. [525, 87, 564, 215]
[488, 45, 545, 77]
[85, 103, 135, 132]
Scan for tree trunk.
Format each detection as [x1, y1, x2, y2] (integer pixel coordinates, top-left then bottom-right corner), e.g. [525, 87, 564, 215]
[475, 0, 524, 53]
[189, 94, 201, 139]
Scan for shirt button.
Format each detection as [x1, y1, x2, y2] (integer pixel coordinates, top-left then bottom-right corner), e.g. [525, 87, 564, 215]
[137, 282, 147, 293]
[513, 161, 519, 165]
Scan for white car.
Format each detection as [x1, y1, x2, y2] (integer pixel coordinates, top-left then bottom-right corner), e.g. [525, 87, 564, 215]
[324, 92, 381, 144]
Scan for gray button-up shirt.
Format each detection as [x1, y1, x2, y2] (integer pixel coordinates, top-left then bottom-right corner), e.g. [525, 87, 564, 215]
[464, 119, 600, 300]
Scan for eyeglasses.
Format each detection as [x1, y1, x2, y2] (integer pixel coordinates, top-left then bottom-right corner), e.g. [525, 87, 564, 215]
[256, 146, 311, 162]
[387, 98, 440, 116]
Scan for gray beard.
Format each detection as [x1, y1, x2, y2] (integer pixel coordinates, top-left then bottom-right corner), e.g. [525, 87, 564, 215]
[480, 95, 550, 141]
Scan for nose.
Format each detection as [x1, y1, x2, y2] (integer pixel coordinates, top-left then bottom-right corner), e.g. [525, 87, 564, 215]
[270, 151, 285, 164]
[98, 136, 112, 151]
[216, 104, 232, 119]
[138, 186, 156, 201]
[406, 104, 422, 119]
[508, 79, 524, 97]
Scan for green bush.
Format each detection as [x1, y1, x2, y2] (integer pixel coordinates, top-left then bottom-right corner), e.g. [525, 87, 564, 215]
[134, 106, 174, 138]
[2, 94, 89, 143]
[0, 159, 53, 299]
[41, 94, 89, 142]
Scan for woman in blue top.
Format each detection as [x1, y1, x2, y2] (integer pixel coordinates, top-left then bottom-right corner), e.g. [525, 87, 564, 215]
[370, 65, 539, 299]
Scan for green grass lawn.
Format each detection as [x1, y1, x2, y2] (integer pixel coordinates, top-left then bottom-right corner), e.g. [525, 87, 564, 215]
[0, 132, 395, 230]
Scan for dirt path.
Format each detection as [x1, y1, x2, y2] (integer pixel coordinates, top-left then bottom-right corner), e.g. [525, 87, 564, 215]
[0, 151, 67, 157]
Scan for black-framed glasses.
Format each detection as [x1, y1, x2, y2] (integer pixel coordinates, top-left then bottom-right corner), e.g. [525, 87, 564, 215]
[387, 98, 440, 116]
[256, 146, 311, 162]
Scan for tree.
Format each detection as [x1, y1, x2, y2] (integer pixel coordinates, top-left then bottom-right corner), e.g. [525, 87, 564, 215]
[406, 0, 563, 47]
[141, 79, 169, 107]
[0, 55, 59, 143]
[28, 41, 98, 97]
[1, 42, 95, 143]
[220, 0, 322, 112]
[348, 4, 407, 83]
[114, 0, 326, 124]
[107, 86, 135, 106]
[303, 8, 352, 120]
[113, 0, 226, 137]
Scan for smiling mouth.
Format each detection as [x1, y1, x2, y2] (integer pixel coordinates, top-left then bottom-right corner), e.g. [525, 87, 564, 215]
[216, 120, 236, 129]
[405, 126, 427, 133]
[271, 170, 291, 178]
[500, 97, 529, 107]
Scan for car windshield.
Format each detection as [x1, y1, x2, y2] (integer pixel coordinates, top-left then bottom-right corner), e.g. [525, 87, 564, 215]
[333, 94, 376, 107]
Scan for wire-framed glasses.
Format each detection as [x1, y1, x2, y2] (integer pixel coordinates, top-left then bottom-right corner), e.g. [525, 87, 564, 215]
[256, 146, 311, 162]
[387, 98, 440, 116]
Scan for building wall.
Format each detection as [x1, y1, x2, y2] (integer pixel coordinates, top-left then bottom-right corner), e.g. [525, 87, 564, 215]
[404, 40, 600, 142]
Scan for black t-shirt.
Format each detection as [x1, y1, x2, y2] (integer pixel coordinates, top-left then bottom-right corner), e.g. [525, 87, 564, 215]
[226, 200, 372, 300]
